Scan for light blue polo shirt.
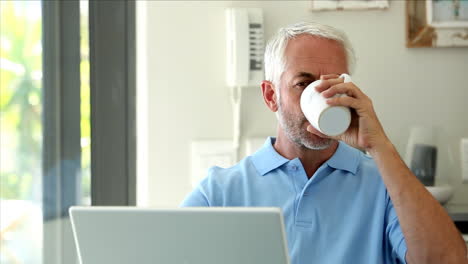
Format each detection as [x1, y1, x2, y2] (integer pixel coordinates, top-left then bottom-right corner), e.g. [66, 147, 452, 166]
[181, 137, 407, 264]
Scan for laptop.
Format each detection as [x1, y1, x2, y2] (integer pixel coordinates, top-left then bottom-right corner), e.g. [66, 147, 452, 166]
[69, 206, 290, 264]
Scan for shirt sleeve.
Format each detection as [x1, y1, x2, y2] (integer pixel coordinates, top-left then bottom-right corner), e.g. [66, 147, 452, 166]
[180, 167, 221, 207]
[385, 197, 408, 264]
[179, 182, 210, 207]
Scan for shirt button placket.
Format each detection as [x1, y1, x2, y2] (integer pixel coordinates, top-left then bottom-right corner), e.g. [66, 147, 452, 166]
[291, 161, 313, 227]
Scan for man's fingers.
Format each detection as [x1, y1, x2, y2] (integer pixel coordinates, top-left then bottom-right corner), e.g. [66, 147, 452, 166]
[326, 95, 360, 109]
[320, 74, 340, 80]
[321, 83, 358, 98]
[314, 78, 344, 92]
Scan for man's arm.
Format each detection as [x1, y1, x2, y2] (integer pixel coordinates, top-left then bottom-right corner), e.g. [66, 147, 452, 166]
[180, 186, 210, 207]
[314, 75, 467, 264]
[370, 140, 467, 264]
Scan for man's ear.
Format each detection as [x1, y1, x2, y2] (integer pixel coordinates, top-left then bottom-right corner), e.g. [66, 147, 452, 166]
[261, 80, 279, 112]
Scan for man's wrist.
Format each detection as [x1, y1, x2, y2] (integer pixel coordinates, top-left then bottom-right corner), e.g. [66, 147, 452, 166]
[367, 137, 396, 158]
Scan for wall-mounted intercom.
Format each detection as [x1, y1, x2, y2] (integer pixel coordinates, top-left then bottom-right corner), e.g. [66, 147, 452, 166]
[225, 8, 264, 88]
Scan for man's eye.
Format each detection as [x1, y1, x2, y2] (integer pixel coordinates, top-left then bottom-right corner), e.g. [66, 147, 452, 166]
[296, 81, 310, 88]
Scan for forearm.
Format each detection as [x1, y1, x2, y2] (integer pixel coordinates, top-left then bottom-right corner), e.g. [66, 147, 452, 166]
[369, 140, 467, 264]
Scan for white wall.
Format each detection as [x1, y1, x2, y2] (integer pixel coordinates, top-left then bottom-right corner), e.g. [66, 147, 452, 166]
[138, 1, 468, 210]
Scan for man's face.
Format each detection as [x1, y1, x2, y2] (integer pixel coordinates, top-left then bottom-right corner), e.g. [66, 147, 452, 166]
[276, 35, 348, 150]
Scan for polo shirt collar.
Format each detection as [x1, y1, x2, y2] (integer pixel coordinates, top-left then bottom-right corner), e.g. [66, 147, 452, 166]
[325, 141, 360, 174]
[251, 137, 360, 176]
[251, 137, 289, 176]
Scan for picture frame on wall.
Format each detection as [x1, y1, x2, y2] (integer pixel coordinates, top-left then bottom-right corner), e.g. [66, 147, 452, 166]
[311, 0, 389, 11]
[407, 0, 468, 47]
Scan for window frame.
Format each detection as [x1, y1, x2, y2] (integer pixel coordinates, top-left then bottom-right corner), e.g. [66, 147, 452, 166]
[41, 0, 136, 263]
[42, 1, 81, 263]
[89, 0, 136, 206]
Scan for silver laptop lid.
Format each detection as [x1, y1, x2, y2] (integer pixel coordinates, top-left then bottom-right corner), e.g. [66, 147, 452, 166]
[70, 207, 290, 264]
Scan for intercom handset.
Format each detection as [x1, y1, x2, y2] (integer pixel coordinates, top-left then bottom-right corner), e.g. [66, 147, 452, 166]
[226, 8, 264, 88]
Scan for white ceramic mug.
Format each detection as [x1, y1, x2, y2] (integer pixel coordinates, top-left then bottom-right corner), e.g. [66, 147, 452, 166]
[300, 73, 352, 136]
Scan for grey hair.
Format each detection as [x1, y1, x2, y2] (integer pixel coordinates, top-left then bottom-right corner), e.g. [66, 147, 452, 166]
[264, 22, 356, 90]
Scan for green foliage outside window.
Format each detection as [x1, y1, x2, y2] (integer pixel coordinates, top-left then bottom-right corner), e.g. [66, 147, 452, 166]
[0, 1, 43, 200]
[0, 1, 91, 202]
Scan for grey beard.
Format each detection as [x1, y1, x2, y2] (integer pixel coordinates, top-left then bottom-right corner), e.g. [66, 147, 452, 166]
[277, 100, 333, 150]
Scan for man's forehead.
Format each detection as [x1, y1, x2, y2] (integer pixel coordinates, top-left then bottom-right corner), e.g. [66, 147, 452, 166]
[283, 55, 348, 76]
[281, 36, 348, 78]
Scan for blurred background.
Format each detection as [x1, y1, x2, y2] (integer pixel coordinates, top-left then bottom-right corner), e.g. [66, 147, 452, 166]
[1, 1, 467, 263]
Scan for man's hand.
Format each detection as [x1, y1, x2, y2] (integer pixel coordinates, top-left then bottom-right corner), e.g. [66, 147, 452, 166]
[308, 76, 468, 264]
[306, 74, 389, 152]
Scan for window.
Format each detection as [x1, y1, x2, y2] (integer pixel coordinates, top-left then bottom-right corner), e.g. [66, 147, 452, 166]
[0, 1, 90, 263]
[0, 2, 45, 262]
[0, 1, 135, 262]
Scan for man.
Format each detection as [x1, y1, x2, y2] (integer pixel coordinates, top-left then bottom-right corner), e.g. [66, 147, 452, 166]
[181, 22, 467, 264]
